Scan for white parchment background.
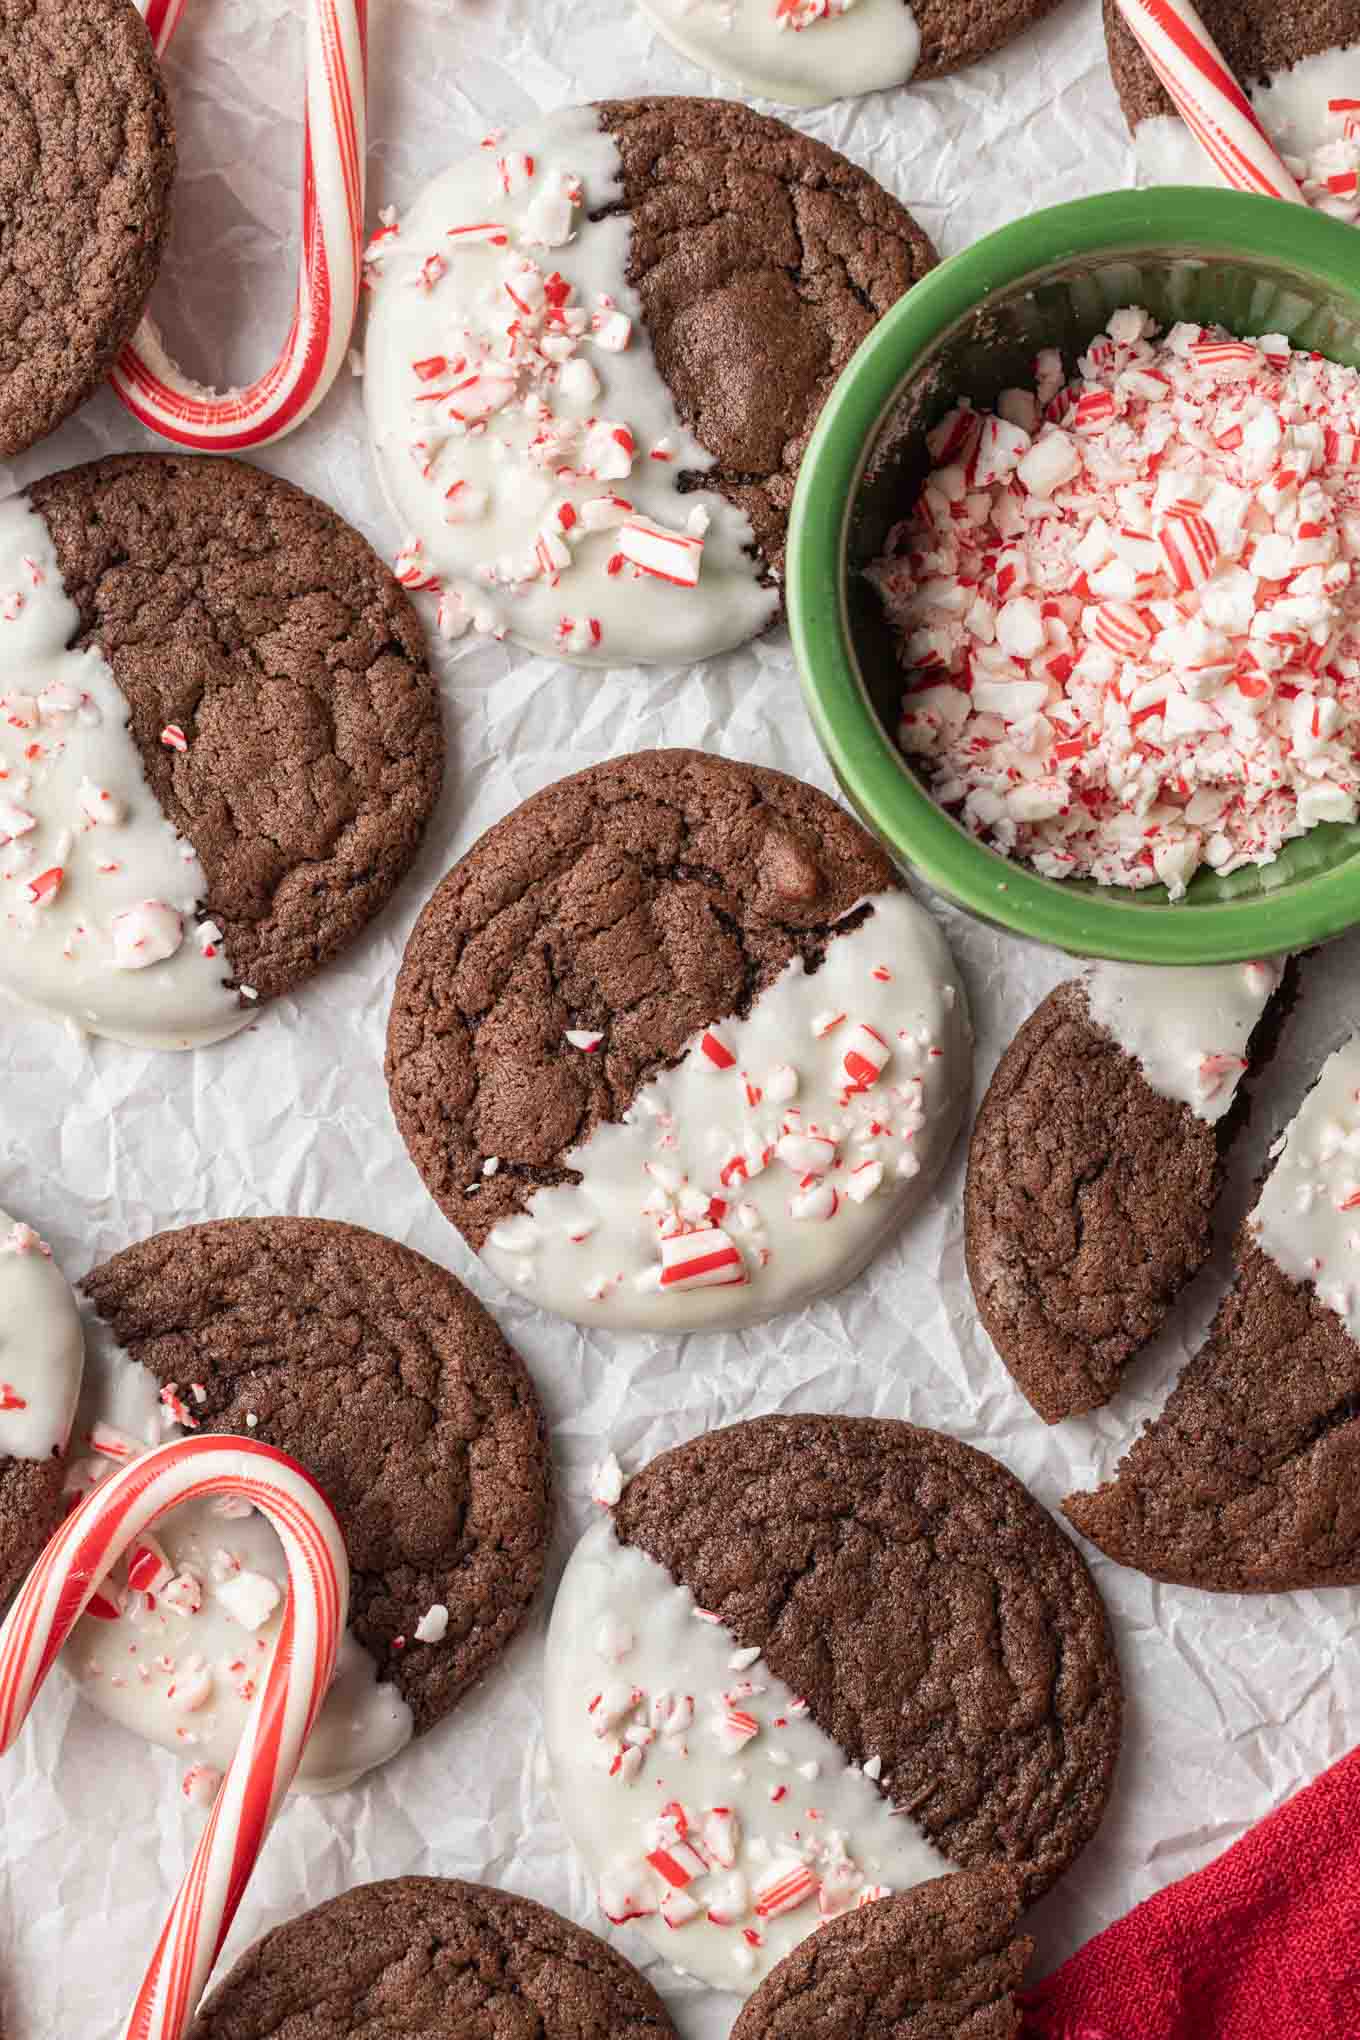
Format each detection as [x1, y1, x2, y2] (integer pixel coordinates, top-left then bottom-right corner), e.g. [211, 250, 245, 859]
[3, 1, 1359, 2032]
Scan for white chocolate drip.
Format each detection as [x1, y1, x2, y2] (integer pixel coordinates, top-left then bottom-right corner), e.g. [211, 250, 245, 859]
[635, 0, 920, 108]
[0, 1211, 83, 1463]
[1252, 1036, 1360, 1341]
[1084, 957, 1283, 1124]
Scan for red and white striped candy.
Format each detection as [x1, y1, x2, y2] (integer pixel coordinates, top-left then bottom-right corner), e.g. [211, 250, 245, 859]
[711, 1705, 760, 1754]
[1158, 500, 1219, 591]
[1091, 602, 1153, 656]
[753, 1860, 820, 1919]
[646, 1838, 708, 1889]
[0, 1435, 348, 2040]
[703, 1805, 741, 1868]
[114, 1, 367, 448]
[658, 1227, 747, 1292]
[775, 1130, 837, 1175]
[126, 1531, 175, 1597]
[616, 515, 704, 588]
[697, 1029, 737, 1072]
[841, 1022, 891, 1093]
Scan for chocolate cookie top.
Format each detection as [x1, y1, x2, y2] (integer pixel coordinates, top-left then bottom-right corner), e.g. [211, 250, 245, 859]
[188, 1878, 680, 2040]
[1, 456, 442, 1049]
[729, 1870, 1031, 2040]
[0, 1211, 84, 1604]
[966, 961, 1289, 1424]
[363, 100, 933, 665]
[1067, 1035, 1360, 1590]
[387, 751, 972, 1333]
[0, 0, 174, 456]
[1104, 0, 1359, 130]
[633, 0, 1063, 108]
[611, 1416, 1121, 1903]
[75, 1220, 550, 1756]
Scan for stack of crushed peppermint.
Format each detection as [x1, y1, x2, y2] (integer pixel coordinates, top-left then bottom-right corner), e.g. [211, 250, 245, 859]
[1290, 97, 1360, 225]
[870, 308, 1360, 897]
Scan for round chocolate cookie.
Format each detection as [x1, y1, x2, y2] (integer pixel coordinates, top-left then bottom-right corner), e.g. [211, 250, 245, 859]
[633, 0, 1064, 108]
[1105, 0, 1360, 188]
[0, 0, 174, 456]
[71, 1220, 550, 1777]
[966, 961, 1292, 1425]
[364, 100, 934, 666]
[0, 1209, 84, 1604]
[729, 1870, 1031, 2040]
[1066, 1036, 1360, 1591]
[0, 455, 442, 1050]
[386, 751, 973, 1333]
[188, 1878, 680, 2040]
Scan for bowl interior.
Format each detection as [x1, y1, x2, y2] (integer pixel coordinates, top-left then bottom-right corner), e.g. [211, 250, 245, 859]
[797, 193, 1360, 959]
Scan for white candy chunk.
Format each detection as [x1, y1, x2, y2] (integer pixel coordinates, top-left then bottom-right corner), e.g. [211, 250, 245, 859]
[1017, 431, 1081, 497]
[110, 901, 184, 970]
[414, 1603, 450, 1644]
[215, 1569, 283, 1632]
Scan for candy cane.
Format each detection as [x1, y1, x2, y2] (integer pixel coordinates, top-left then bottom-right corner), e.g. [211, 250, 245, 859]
[0, 1435, 348, 2040]
[1114, 0, 1306, 204]
[112, 0, 369, 448]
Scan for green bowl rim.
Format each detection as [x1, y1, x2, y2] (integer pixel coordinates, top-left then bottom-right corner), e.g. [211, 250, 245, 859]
[788, 187, 1360, 963]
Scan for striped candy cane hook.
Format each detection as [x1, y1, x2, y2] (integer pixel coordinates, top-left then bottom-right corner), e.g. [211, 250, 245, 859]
[1113, 0, 1306, 203]
[114, 0, 369, 448]
[0, 1435, 349, 2040]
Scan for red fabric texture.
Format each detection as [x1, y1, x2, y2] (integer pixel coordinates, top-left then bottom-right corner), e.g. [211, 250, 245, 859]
[1020, 1747, 1360, 2040]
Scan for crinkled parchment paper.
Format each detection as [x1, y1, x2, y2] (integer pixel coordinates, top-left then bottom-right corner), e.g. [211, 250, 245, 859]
[3, 2, 1359, 2032]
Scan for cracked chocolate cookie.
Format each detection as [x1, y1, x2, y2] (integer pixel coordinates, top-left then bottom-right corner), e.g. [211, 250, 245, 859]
[0, 1210, 83, 1604]
[0, 455, 443, 1050]
[730, 1870, 1031, 2040]
[364, 98, 935, 665]
[64, 1219, 551, 1788]
[0, 0, 174, 456]
[1106, 0, 1360, 193]
[386, 751, 972, 1333]
[543, 1416, 1122, 1996]
[188, 1878, 680, 2040]
[967, 959, 1293, 1424]
[1066, 1034, 1360, 1590]
[634, 0, 1064, 108]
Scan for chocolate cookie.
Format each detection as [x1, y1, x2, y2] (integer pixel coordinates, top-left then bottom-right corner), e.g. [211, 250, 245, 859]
[364, 99, 935, 665]
[0, 0, 174, 456]
[386, 751, 972, 1333]
[1066, 1035, 1360, 1590]
[0, 456, 442, 1050]
[0, 1211, 83, 1603]
[729, 1870, 1031, 2040]
[67, 1219, 550, 1786]
[967, 959, 1292, 1424]
[188, 1878, 680, 2040]
[1105, 0, 1360, 196]
[543, 1416, 1121, 1996]
[634, 0, 1064, 109]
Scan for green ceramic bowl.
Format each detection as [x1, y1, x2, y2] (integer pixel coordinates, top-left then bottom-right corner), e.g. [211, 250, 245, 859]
[788, 188, 1360, 963]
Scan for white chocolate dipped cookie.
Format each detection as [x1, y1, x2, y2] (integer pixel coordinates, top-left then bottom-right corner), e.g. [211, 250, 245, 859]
[0, 457, 442, 1050]
[544, 1418, 1122, 1995]
[61, 1219, 552, 1796]
[386, 752, 972, 1334]
[363, 98, 935, 664]
[0, 1208, 84, 1601]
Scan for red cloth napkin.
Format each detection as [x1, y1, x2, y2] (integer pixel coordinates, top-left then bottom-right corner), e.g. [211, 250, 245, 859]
[1020, 1747, 1360, 2040]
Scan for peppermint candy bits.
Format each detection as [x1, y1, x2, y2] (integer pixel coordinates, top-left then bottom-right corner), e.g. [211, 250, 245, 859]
[872, 308, 1360, 898]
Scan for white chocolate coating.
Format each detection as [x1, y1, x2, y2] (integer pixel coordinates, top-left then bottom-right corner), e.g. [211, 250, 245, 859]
[61, 1316, 412, 1794]
[1252, 1035, 1360, 1340]
[1136, 47, 1360, 203]
[543, 1515, 954, 1994]
[481, 892, 972, 1331]
[0, 494, 248, 1052]
[1084, 957, 1282, 1125]
[0, 1212, 83, 1463]
[634, 0, 920, 108]
[363, 108, 778, 666]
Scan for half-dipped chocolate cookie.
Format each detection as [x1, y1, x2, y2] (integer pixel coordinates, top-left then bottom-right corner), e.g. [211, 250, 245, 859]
[0, 1210, 83, 1603]
[1105, 0, 1360, 214]
[188, 1879, 680, 2040]
[0, 456, 443, 1049]
[364, 98, 935, 664]
[386, 752, 972, 1333]
[967, 958, 1291, 1423]
[634, 0, 1064, 109]
[0, 0, 175, 455]
[63, 1219, 551, 1790]
[1067, 1035, 1360, 1590]
[730, 1869, 1031, 2040]
[544, 1416, 1122, 1995]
